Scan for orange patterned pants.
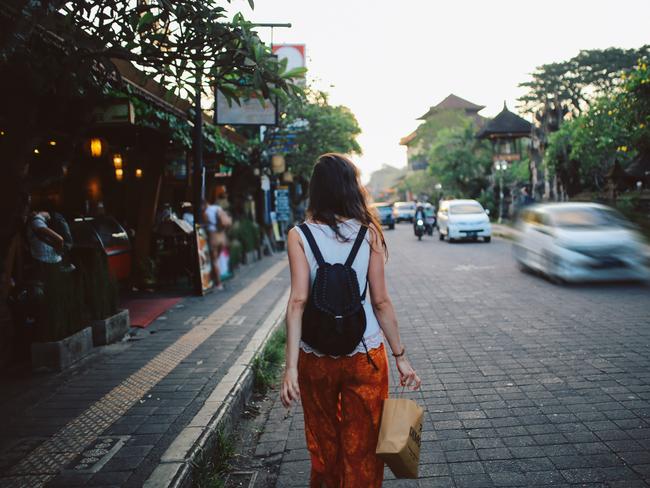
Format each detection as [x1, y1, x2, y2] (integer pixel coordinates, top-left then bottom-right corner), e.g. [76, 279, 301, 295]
[298, 344, 389, 488]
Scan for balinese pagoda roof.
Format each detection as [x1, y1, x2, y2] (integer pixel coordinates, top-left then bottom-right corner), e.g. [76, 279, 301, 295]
[417, 94, 485, 120]
[477, 103, 532, 139]
[399, 131, 417, 146]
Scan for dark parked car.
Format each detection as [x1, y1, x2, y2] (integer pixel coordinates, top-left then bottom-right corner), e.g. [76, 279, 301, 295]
[373, 203, 395, 230]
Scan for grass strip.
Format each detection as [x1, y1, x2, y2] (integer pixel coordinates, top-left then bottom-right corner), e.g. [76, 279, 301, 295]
[192, 326, 286, 487]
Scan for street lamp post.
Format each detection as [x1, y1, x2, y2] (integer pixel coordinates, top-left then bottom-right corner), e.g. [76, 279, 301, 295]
[495, 160, 508, 224]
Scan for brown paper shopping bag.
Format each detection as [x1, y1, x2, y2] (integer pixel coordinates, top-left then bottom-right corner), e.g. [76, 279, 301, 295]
[376, 395, 424, 479]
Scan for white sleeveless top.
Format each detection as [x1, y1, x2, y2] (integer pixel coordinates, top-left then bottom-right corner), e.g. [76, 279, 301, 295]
[295, 219, 384, 357]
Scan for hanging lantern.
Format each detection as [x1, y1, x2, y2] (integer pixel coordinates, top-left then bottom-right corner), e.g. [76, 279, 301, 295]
[112, 153, 123, 169]
[282, 170, 293, 183]
[90, 138, 103, 158]
[135, 168, 143, 178]
[115, 168, 124, 181]
[272, 154, 286, 174]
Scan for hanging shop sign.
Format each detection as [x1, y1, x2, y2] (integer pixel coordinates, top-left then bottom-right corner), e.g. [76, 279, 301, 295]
[272, 44, 307, 86]
[274, 187, 291, 222]
[214, 86, 278, 126]
[91, 99, 135, 125]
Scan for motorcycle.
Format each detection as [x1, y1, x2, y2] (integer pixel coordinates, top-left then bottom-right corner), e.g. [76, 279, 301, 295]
[414, 218, 425, 241]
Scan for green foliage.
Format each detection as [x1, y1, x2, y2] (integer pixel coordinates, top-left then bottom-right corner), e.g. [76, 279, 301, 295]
[35, 264, 85, 342]
[428, 121, 493, 199]
[228, 239, 243, 269]
[367, 165, 405, 201]
[409, 110, 474, 159]
[476, 188, 497, 218]
[544, 58, 650, 194]
[2, 1, 302, 103]
[278, 90, 362, 178]
[518, 46, 650, 116]
[113, 87, 248, 164]
[192, 429, 235, 488]
[77, 248, 118, 321]
[397, 170, 439, 200]
[229, 219, 260, 254]
[252, 327, 286, 395]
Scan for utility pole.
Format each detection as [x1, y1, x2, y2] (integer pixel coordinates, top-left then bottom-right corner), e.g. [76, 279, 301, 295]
[192, 70, 204, 295]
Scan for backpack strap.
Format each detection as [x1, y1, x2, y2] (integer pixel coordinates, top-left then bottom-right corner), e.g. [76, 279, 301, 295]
[345, 225, 368, 267]
[298, 223, 325, 266]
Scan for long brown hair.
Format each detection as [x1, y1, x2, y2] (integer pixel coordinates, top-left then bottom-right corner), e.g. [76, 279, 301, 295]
[307, 153, 387, 258]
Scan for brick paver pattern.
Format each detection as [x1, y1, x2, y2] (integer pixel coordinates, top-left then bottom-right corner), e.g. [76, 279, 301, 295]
[0, 259, 287, 488]
[268, 226, 650, 488]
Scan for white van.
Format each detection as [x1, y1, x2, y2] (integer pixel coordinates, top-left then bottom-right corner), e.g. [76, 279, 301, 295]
[394, 201, 416, 222]
[437, 199, 491, 243]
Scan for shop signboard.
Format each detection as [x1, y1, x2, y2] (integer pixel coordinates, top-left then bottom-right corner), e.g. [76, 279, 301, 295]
[274, 187, 290, 222]
[215, 86, 278, 126]
[272, 44, 306, 86]
[91, 99, 135, 125]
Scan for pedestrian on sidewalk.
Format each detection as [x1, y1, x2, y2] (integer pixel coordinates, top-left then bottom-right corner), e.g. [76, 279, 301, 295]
[281, 153, 421, 488]
[203, 193, 231, 291]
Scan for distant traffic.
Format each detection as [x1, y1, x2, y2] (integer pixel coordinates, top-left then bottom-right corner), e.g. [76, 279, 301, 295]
[372, 199, 649, 284]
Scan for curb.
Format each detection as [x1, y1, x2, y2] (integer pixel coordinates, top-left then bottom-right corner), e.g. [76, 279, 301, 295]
[143, 288, 290, 488]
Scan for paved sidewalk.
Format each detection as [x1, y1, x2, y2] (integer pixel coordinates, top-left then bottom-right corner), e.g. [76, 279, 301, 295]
[253, 226, 650, 488]
[0, 254, 290, 488]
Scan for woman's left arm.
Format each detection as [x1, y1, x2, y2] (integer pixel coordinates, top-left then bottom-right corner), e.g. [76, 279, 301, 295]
[281, 228, 310, 408]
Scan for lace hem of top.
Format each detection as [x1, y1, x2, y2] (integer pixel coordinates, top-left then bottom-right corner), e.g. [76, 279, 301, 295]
[299, 330, 384, 358]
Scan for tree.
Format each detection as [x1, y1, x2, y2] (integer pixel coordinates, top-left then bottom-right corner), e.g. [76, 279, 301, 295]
[279, 90, 362, 178]
[518, 46, 650, 117]
[544, 58, 649, 195]
[0, 0, 303, 101]
[397, 171, 438, 201]
[406, 110, 472, 165]
[367, 165, 405, 201]
[428, 121, 492, 198]
[0, 0, 304, 247]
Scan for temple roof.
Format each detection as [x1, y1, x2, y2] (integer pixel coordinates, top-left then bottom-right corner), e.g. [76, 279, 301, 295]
[477, 103, 532, 139]
[399, 131, 417, 146]
[418, 94, 485, 120]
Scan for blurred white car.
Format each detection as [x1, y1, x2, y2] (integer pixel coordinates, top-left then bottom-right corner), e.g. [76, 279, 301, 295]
[437, 199, 491, 242]
[513, 202, 650, 283]
[394, 201, 416, 222]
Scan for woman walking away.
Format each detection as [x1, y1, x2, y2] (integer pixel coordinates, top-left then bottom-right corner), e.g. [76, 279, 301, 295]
[281, 153, 421, 488]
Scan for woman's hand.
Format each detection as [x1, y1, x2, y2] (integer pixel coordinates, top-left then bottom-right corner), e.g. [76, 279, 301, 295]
[280, 366, 300, 408]
[395, 356, 421, 390]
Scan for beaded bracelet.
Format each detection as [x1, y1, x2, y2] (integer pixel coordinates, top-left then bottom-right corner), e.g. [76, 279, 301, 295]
[392, 346, 406, 358]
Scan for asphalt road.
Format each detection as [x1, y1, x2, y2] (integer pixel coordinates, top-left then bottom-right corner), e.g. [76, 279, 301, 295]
[272, 223, 650, 487]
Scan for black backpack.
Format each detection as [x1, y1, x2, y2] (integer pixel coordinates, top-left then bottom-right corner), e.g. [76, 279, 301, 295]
[299, 223, 377, 367]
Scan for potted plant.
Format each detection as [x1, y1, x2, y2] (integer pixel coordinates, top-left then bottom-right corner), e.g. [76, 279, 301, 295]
[77, 248, 130, 347]
[30, 261, 92, 372]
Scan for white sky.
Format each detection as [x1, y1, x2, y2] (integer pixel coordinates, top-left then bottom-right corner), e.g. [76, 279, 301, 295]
[241, 0, 650, 181]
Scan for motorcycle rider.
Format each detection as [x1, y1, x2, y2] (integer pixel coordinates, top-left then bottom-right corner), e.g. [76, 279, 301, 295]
[413, 203, 426, 236]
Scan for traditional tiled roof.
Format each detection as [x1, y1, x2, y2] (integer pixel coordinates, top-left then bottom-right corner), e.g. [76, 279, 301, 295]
[476, 103, 532, 139]
[399, 131, 417, 146]
[418, 94, 485, 120]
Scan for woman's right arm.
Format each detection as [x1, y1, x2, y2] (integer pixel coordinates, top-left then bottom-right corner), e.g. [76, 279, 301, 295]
[367, 226, 421, 390]
[281, 228, 310, 408]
